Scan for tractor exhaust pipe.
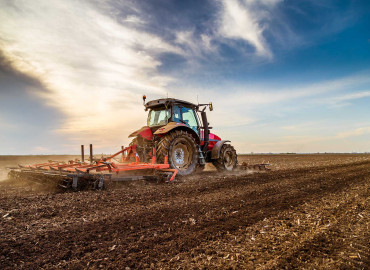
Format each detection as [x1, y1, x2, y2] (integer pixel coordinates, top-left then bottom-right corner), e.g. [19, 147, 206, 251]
[201, 111, 209, 152]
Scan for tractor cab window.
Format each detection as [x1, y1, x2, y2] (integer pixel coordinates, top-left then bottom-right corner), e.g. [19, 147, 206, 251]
[181, 107, 199, 134]
[148, 108, 170, 127]
[172, 106, 181, 122]
[172, 105, 199, 134]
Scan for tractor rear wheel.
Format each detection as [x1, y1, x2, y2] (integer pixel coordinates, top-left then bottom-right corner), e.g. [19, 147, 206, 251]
[157, 130, 198, 176]
[212, 144, 238, 172]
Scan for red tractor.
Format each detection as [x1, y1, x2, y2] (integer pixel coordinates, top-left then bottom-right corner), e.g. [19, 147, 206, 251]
[128, 96, 238, 175]
[9, 96, 270, 189]
[9, 96, 276, 190]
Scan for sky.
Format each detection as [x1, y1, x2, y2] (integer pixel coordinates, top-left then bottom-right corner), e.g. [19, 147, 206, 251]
[0, 0, 369, 155]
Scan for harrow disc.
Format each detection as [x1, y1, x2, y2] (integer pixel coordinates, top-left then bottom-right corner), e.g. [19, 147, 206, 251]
[8, 169, 107, 191]
[8, 170, 69, 189]
[237, 162, 271, 171]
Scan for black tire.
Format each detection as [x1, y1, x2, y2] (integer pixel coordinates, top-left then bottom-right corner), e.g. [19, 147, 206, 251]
[212, 144, 238, 172]
[157, 130, 198, 176]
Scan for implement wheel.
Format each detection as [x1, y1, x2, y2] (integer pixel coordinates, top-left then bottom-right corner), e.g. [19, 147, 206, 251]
[212, 144, 238, 172]
[157, 130, 198, 176]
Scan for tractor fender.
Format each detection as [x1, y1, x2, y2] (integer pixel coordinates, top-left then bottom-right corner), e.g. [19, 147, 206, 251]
[211, 140, 231, 159]
[128, 126, 153, 140]
[154, 122, 200, 144]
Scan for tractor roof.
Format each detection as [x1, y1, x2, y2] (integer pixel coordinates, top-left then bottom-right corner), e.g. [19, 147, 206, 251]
[145, 98, 197, 110]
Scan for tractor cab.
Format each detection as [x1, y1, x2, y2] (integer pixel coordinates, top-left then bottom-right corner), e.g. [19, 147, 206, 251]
[145, 98, 201, 136]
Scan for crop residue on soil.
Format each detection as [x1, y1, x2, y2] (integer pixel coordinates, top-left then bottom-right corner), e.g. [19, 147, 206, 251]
[0, 154, 369, 269]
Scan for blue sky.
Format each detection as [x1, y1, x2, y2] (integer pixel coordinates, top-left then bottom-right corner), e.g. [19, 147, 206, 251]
[0, 0, 369, 154]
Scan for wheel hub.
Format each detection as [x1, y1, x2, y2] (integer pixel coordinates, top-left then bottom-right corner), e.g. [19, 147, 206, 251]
[224, 151, 233, 166]
[174, 148, 185, 165]
[171, 140, 192, 170]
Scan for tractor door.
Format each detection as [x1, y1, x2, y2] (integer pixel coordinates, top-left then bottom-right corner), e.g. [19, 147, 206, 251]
[172, 105, 200, 135]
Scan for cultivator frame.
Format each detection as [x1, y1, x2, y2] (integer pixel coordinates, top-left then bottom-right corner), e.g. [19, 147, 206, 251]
[8, 145, 178, 190]
[238, 162, 271, 171]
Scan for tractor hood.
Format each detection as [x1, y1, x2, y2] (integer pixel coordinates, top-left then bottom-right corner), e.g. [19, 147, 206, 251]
[128, 126, 153, 140]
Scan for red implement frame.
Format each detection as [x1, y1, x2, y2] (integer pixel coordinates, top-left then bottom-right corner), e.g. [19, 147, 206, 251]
[20, 146, 178, 182]
[74, 147, 178, 181]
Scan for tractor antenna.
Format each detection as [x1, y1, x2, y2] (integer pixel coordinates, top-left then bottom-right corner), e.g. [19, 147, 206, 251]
[197, 94, 199, 105]
[167, 92, 168, 98]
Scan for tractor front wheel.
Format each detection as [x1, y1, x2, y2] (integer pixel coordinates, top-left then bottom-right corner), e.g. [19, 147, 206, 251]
[157, 130, 198, 176]
[212, 144, 238, 172]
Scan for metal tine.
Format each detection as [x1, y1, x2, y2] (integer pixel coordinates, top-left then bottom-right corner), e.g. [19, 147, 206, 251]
[75, 168, 85, 173]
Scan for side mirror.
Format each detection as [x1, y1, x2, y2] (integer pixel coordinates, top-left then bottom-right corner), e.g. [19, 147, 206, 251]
[209, 102, 213, 111]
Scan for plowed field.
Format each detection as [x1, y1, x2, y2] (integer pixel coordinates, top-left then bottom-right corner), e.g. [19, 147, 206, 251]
[0, 154, 369, 269]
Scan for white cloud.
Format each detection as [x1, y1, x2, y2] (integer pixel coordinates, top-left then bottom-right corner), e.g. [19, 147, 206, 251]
[165, 0, 282, 61]
[175, 30, 202, 56]
[174, 30, 218, 60]
[0, 0, 183, 149]
[337, 127, 370, 139]
[333, 91, 370, 101]
[217, 0, 281, 58]
[282, 122, 322, 131]
[124, 15, 144, 25]
[189, 72, 370, 110]
[169, 72, 370, 149]
[325, 90, 370, 107]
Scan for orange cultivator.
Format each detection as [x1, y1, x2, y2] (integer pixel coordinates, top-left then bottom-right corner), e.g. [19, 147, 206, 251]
[8, 145, 178, 190]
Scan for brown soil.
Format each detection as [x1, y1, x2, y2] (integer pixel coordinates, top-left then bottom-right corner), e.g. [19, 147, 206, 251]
[0, 154, 369, 269]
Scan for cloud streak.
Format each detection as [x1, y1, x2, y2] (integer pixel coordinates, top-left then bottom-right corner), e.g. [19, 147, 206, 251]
[170, 71, 370, 136]
[217, 0, 281, 58]
[337, 126, 370, 139]
[325, 90, 370, 107]
[190, 72, 370, 109]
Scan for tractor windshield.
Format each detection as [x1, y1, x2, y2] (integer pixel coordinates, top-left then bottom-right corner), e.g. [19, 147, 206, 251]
[148, 108, 170, 127]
